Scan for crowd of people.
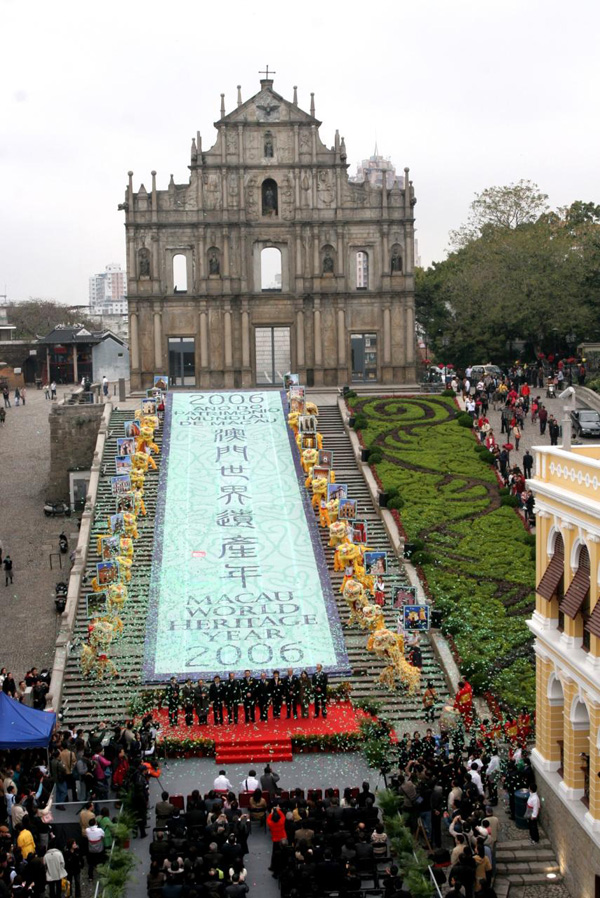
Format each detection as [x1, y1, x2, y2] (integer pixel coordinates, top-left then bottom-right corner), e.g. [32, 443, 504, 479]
[163, 667, 330, 728]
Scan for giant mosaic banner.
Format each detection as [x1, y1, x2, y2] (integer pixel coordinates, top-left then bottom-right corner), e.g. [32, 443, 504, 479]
[143, 391, 350, 681]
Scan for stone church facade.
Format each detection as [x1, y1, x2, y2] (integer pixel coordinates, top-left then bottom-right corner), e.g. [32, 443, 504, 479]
[122, 77, 417, 390]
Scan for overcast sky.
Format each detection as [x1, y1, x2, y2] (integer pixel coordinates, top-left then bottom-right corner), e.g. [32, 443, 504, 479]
[1, 0, 599, 305]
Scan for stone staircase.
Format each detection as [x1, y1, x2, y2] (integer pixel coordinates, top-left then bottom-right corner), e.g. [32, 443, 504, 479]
[60, 409, 163, 727]
[495, 836, 563, 893]
[316, 405, 448, 724]
[60, 401, 447, 731]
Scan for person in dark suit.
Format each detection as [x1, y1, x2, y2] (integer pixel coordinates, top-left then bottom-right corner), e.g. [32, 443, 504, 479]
[225, 672, 240, 725]
[269, 670, 285, 719]
[193, 679, 210, 726]
[209, 675, 225, 725]
[256, 671, 271, 722]
[284, 668, 300, 719]
[312, 664, 328, 718]
[241, 670, 256, 724]
[165, 677, 180, 727]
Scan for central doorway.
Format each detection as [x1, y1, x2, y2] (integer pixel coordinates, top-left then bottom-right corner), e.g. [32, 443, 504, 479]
[351, 333, 378, 382]
[255, 327, 291, 385]
[168, 337, 196, 386]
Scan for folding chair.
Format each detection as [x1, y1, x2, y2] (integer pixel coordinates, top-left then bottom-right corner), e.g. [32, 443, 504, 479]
[169, 794, 184, 810]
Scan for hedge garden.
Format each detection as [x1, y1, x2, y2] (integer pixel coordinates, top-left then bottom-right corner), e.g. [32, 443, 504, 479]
[352, 395, 536, 711]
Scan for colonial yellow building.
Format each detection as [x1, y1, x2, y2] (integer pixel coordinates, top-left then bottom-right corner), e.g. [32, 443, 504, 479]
[529, 441, 600, 897]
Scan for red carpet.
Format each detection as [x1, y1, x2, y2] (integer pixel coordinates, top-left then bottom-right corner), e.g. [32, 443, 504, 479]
[149, 701, 369, 763]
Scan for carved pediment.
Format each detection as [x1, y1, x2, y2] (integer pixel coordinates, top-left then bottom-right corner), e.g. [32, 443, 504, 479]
[218, 86, 318, 126]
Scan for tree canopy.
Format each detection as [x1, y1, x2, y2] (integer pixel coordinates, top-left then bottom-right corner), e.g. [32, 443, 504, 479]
[417, 183, 600, 368]
[5, 299, 96, 341]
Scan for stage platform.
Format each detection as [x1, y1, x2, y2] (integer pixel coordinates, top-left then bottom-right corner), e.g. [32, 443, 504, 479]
[151, 700, 370, 763]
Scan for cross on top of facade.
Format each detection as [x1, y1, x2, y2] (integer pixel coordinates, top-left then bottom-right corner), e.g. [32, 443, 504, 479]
[259, 65, 276, 79]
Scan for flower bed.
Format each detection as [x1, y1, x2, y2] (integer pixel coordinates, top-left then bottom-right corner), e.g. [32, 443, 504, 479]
[352, 395, 536, 710]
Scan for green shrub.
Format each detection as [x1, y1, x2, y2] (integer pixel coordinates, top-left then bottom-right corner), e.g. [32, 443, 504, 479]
[457, 414, 474, 428]
[386, 486, 399, 499]
[345, 390, 358, 400]
[522, 533, 536, 547]
[474, 443, 487, 453]
[500, 495, 520, 507]
[369, 450, 383, 464]
[479, 449, 495, 464]
[411, 550, 434, 565]
[441, 388, 456, 397]
[387, 496, 405, 510]
[499, 486, 510, 495]
[354, 415, 369, 431]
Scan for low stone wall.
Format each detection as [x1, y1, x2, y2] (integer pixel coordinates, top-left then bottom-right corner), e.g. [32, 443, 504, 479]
[534, 760, 600, 898]
[47, 398, 105, 499]
[47, 402, 112, 713]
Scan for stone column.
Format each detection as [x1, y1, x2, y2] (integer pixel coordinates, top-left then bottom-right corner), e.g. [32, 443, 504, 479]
[130, 311, 140, 371]
[405, 304, 415, 364]
[199, 302, 209, 370]
[153, 309, 162, 368]
[296, 308, 305, 368]
[72, 345, 78, 384]
[337, 307, 346, 366]
[224, 305, 233, 368]
[587, 702, 600, 823]
[383, 306, 392, 363]
[560, 679, 588, 797]
[337, 228, 344, 275]
[313, 301, 322, 367]
[534, 653, 563, 766]
[312, 226, 320, 275]
[241, 301, 250, 369]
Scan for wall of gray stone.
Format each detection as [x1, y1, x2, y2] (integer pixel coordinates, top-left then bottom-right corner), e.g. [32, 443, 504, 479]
[48, 403, 105, 499]
[537, 775, 600, 898]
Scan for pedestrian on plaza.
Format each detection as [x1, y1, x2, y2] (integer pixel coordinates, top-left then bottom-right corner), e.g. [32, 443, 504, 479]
[256, 671, 271, 722]
[43, 383, 51, 399]
[225, 672, 241, 725]
[165, 677, 180, 727]
[261, 764, 281, 799]
[511, 423, 521, 450]
[284, 668, 299, 720]
[3, 554, 13, 586]
[64, 839, 84, 898]
[193, 678, 209, 725]
[2, 672, 16, 697]
[241, 670, 256, 724]
[181, 678, 195, 727]
[0, 408, 5, 425]
[523, 450, 533, 479]
[85, 818, 106, 880]
[539, 404, 548, 435]
[549, 416, 560, 446]
[526, 784, 541, 843]
[44, 837, 67, 898]
[209, 674, 225, 725]
[2, 386, 10, 407]
[102, 375, 109, 397]
[269, 670, 285, 719]
[20, 387, 26, 406]
[422, 680, 437, 723]
[14, 387, 20, 407]
[298, 669, 312, 718]
[50, 381, 57, 399]
[312, 663, 328, 718]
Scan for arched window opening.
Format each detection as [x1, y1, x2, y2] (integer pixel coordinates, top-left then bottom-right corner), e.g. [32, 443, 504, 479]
[172, 254, 188, 292]
[261, 247, 282, 292]
[356, 251, 369, 289]
[560, 543, 590, 640]
[138, 247, 151, 278]
[322, 245, 335, 275]
[537, 531, 564, 629]
[262, 178, 278, 216]
[390, 243, 403, 273]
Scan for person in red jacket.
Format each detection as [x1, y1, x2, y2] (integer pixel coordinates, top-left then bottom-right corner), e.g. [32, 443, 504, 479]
[266, 807, 287, 872]
[454, 679, 474, 730]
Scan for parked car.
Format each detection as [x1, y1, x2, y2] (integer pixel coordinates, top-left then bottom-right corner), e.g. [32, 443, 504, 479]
[470, 364, 504, 381]
[571, 409, 600, 438]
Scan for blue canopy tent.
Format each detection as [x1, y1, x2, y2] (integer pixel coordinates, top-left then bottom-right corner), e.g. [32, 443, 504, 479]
[0, 692, 56, 749]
